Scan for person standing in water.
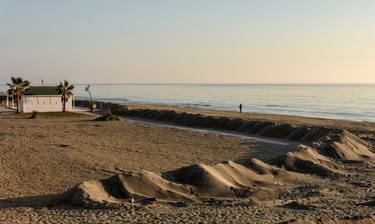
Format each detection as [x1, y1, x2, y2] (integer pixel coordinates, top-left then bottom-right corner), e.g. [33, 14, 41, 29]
[239, 104, 243, 113]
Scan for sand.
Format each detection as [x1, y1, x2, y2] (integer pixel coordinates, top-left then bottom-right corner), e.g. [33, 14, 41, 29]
[61, 129, 374, 207]
[76, 100, 375, 145]
[123, 103, 375, 132]
[1, 107, 375, 223]
[62, 158, 313, 207]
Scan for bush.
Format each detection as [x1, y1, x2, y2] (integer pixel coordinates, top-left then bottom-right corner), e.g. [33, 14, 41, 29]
[30, 111, 38, 119]
[94, 112, 122, 121]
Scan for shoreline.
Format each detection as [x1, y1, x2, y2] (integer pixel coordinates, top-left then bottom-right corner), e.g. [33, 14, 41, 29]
[84, 100, 375, 134]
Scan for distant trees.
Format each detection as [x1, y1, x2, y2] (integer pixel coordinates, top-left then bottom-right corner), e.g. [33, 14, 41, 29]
[7, 77, 31, 113]
[58, 80, 74, 112]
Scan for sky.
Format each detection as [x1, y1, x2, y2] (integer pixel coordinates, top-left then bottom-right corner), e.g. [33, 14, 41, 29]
[0, 0, 374, 84]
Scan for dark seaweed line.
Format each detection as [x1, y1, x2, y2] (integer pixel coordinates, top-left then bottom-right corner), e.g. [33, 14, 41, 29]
[75, 100, 334, 144]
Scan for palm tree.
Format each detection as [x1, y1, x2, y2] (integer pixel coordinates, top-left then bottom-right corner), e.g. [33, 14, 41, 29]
[58, 80, 74, 112]
[7, 77, 31, 113]
[85, 85, 93, 102]
[85, 84, 96, 111]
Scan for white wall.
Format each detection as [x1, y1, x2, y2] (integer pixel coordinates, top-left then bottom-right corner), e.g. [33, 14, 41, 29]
[20, 95, 73, 113]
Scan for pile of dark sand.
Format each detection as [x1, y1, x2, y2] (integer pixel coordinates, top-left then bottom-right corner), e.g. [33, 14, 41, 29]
[121, 108, 333, 143]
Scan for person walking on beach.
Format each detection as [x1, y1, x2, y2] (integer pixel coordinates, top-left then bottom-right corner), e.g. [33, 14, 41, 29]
[239, 104, 243, 113]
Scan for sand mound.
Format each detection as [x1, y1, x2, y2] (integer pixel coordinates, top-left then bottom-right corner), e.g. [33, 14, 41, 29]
[273, 130, 374, 177]
[119, 108, 347, 143]
[316, 130, 375, 161]
[273, 145, 345, 177]
[259, 123, 296, 138]
[59, 120, 375, 207]
[62, 159, 311, 207]
[286, 126, 310, 141]
[165, 159, 308, 197]
[74, 101, 374, 149]
[66, 180, 122, 208]
[64, 170, 195, 207]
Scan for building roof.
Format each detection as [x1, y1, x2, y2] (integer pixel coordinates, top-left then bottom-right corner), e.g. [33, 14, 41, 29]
[24, 86, 61, 96]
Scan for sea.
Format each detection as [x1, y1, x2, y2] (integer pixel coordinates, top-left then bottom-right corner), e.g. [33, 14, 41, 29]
[1, 84, 375, 122]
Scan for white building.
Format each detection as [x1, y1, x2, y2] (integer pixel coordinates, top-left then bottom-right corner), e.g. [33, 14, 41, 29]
[7, 86, 74, 113]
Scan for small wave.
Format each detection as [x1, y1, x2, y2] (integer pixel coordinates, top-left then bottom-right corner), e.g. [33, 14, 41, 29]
[100, 97, 129, 102]
[264, 104, 289, 108]
[183, 103, 212, 107]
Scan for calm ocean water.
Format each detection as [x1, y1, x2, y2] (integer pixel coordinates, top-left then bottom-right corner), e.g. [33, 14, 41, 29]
[1, 84, 375, 122]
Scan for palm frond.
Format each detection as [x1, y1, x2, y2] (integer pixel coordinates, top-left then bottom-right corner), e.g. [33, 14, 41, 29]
[10, 77, 17, 84]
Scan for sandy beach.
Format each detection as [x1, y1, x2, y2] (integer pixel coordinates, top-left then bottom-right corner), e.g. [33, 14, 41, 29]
[0, 104, 374, 223]
[1, 1, 374, 222]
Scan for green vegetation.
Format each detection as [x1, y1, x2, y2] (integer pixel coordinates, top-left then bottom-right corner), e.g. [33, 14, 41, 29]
[7, 76, 31, 113]
[95, 112, 122, 121]
[30, 111, 38, 119]
[58, 80, 74, 112]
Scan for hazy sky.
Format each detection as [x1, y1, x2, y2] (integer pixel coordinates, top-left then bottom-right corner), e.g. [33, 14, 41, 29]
[0, 0, 374, 84]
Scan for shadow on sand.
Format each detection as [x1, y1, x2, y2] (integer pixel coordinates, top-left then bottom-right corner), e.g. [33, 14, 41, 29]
[0, 194, 70, 209]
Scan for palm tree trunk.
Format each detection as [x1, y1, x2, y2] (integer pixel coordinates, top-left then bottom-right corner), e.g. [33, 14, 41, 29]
[16, 95, 20, 113]
[63, 99, 66, 112]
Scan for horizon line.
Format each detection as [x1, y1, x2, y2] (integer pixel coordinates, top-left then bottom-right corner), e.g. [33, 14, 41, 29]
[1, 82, 375, 86]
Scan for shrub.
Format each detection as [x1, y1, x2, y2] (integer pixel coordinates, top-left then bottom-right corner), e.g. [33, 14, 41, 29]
[94, 112, 122, 121]
[30, 111, 38, 119]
